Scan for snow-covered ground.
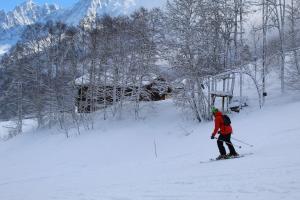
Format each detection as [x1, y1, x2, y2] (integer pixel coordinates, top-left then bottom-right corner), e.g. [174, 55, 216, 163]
[1, 68, 300, 200]
[0, 44, 11, 56]
[0, 119, 37, 140]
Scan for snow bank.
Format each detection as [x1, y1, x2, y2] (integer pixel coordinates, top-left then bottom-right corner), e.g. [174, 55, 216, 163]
[0, 119, 37, 140]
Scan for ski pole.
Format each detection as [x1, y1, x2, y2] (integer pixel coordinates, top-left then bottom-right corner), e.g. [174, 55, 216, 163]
[212, 137, 242, 149]
[231, 137, 254, 147]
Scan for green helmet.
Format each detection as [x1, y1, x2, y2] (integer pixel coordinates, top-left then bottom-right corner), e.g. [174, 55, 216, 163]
[211, 106, 219, 114]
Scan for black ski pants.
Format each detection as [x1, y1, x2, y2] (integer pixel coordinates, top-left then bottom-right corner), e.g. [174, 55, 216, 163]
[217, 134, 237, 155]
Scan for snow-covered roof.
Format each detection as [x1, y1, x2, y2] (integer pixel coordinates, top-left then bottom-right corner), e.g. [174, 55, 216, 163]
[210, 91, 233, 97]
[75, 72, 159, 87]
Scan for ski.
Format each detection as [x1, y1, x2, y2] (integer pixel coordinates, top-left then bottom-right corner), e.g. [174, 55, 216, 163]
[200, 153, 253, 164]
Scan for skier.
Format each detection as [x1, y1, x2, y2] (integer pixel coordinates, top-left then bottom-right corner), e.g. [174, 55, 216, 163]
[211, 107, 239, 160]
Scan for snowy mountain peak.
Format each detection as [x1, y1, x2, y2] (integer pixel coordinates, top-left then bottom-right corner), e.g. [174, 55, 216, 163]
[0, 0, 139, 52]
[60, 0, 136, 25]
[0, 0, 59, 30]
[19, 0, 35, 8]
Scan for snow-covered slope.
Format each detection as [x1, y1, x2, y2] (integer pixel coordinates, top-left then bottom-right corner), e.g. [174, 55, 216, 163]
[0, 44, 11, 57]
[53, 0, 136, 25]
[0, 81, 300, 199]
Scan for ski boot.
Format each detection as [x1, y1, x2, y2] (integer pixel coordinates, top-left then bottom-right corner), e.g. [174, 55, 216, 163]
[216, 155, 228, 160]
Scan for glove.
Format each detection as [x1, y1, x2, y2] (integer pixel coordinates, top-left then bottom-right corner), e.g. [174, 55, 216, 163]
[211, 135, 215, 140]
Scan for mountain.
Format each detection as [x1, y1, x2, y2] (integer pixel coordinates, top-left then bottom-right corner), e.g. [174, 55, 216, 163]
[53, 0, 136, 25]
[0, 0, 165, 56]
[0, 0, 59, 30]
[0, 0, 59, 41]
[54, 0, 165, 25]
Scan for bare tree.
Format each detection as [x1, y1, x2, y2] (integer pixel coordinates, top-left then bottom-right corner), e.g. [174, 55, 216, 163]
[267, 0, 287, 93]
[286, 0, 300, 90]
[287, 0, 300, 72]
[166, 0, 244, 121]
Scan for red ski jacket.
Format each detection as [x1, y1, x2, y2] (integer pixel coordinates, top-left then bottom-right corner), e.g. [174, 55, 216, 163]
[212, 111, 232, 136]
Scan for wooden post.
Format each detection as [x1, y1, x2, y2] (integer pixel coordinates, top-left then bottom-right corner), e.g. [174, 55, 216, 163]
[208, 77, 211, 113]
[226, 77, 230, 112]
[231, 74, 235, 95]
[222, 97, 225, 112]
[212, 95, 216, 106]
[240, 71, 243, 109]
[222, 78, 226, 92]
[214, 78, 217, 91]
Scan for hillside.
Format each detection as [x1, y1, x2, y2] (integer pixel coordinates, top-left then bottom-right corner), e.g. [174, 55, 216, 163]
[0, 74, 300, 200]
[0, 0, 166, 56]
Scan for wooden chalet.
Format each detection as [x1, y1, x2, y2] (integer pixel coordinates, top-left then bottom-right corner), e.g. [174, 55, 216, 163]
[75, 74, 172, 113]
